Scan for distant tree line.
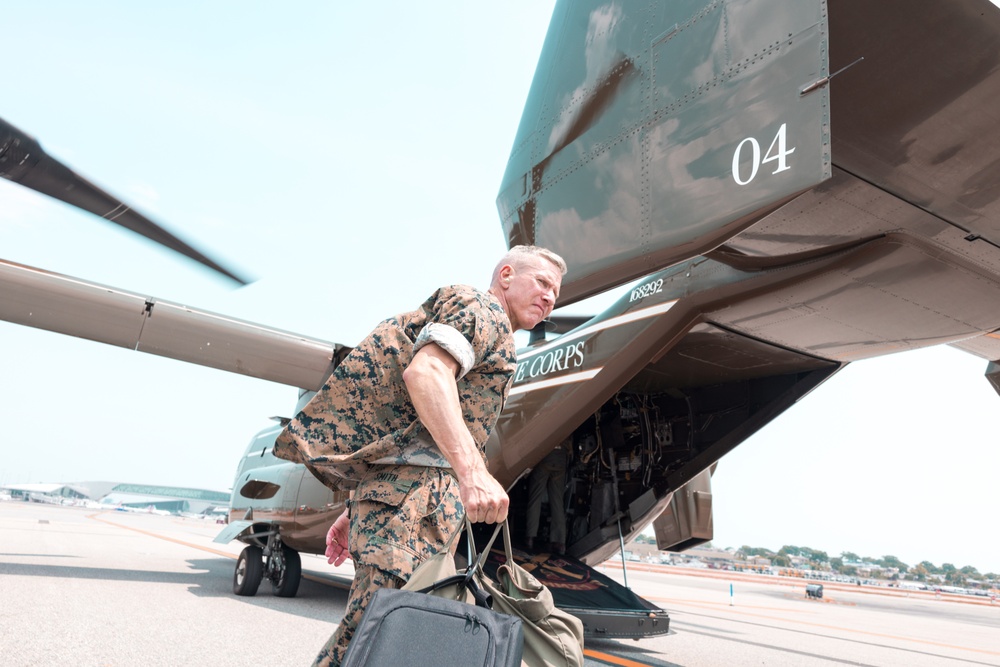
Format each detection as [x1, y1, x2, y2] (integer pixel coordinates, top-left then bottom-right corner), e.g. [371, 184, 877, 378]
[735, 544, 997, 587]
[635, 535, 1000, 587]
[632, 536, 997, 587]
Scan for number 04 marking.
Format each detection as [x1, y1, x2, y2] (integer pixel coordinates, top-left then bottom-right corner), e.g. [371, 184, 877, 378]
[732, 123, 795, 186]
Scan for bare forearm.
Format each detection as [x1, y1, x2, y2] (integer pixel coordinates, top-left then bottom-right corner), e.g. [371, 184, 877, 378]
[403, 344, 508, 522]
[403, 354, 484, 479]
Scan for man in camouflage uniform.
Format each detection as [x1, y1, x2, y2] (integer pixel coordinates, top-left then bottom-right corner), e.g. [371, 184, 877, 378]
[274, 245, 566, 667]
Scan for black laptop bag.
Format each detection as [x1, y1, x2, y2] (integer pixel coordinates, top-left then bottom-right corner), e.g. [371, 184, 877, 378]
[341, 579, 524, 667]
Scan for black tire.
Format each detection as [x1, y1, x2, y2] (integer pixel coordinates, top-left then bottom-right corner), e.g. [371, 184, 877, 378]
[272, 545, 302, 598]
[234, 545, 264, 596]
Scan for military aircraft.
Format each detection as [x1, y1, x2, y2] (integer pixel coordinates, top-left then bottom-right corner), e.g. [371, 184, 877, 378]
[4, 0, 1000, 639]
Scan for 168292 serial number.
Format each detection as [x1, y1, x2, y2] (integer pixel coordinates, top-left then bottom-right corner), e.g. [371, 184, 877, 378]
[629, 278, 663, 302]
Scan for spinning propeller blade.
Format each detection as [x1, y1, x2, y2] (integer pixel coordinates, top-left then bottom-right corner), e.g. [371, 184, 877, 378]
[0, 116, 248, 285]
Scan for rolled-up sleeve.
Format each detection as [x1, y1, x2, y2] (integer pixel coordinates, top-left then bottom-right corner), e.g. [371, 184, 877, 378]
[413, 322, 476, 379]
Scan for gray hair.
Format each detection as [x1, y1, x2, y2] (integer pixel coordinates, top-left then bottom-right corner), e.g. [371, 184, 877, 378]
[492, 245, 567, 283]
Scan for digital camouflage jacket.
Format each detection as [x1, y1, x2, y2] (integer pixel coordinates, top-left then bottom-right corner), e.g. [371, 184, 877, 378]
[273, 285, 516, 490]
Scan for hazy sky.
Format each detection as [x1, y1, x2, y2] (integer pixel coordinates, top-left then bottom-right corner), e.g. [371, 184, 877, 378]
[2, 2, 998, 575]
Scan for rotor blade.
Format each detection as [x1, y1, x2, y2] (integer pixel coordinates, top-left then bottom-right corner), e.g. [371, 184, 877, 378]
[0, 116, 248, 285]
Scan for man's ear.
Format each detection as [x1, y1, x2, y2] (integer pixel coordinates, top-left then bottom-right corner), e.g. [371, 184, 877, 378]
[500, 264, 514, 286]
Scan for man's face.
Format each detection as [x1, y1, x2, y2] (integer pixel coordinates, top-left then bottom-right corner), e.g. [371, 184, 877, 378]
[501, 257, 562, 331]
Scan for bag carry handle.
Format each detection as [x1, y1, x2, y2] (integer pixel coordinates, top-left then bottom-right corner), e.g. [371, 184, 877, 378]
[469, 518, 516, 574]
[413, 513, 496, 609]
[463, 519, 520, 610]
[419, 573, 493, 608]
[469, 517, 505, 572]
[460, 517, 505, 608]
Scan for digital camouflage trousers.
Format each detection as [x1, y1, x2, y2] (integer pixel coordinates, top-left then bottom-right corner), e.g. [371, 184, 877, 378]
[313, 464, 463, 667]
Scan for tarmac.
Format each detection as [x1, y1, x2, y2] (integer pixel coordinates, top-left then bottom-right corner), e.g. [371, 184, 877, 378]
[2, 501, 998, 667]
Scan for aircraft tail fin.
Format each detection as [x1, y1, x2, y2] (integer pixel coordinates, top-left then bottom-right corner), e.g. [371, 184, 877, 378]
[497, 0, 832, 305]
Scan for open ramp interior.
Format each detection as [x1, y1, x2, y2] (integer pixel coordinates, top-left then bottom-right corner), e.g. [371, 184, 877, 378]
[508, 317, 841, 566]
[474, 535, 669, 640]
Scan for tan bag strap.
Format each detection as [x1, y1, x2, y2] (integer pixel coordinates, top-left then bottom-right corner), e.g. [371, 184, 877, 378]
[438, 510, 466, 555]
[469, 519, 512, 575]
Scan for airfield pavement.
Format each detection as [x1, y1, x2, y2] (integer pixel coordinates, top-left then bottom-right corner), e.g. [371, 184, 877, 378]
[2, 501, 998, 667]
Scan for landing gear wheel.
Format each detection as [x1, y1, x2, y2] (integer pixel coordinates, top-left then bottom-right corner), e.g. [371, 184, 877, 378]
[271, 545, 302, 598]
[234, 545, 264, 596]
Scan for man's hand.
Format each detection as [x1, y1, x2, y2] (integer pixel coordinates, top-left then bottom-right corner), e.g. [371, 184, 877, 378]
[325, 509, 351, 566]
[458, 464, 510, 524]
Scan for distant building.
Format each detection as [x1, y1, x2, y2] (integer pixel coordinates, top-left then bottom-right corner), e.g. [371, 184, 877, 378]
[1, 481, 229, 515]
[685, 545, 741, 568]
[1, 483, 89, 500]
[100, 483, 229, 513]
[623, 540, 744, 569]
[789, 555, 811, 568]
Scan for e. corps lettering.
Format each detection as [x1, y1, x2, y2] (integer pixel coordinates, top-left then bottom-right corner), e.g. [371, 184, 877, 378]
[515, 341, 585, 383]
